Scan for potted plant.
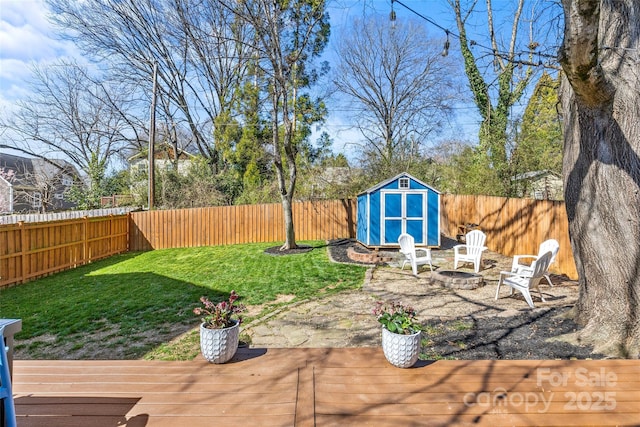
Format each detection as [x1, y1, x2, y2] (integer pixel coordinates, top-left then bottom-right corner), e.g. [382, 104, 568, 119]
[373, 300, 422, 368]
[194, 290, 246, 364]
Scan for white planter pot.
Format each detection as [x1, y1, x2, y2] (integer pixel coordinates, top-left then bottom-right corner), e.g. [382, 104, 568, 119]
[200, 320, 240, 364]
[381, 326, 421, 368]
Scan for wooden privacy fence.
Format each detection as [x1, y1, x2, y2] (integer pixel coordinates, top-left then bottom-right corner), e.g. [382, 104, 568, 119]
[0, 216, 129, 288]
[0, 195, 577, 288]
[129, 199, 357, 251]
[130, 196, 576, 278]
[440, 194, 576, 279]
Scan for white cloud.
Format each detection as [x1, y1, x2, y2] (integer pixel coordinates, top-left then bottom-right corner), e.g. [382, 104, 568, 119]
[0, 0, 62, 60]
[0, 0, 80, 104]
[0, 58, 35, 95]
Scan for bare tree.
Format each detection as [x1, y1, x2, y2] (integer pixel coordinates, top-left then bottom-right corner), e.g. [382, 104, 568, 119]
[47, 0, 252, 170]
[333, 17, 458, 179]
[559, 0, 640, 356]
[232, 0, 330, 250]
[0, 60, 137, 208]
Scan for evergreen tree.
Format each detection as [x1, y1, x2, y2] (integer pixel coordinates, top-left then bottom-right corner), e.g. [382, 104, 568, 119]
[513, 72, 563, 176]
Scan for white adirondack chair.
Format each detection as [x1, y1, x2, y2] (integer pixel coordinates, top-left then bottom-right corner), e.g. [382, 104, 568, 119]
[510, 239, 559, 286]
[453, 230, 487, 273]
[0, 326, 17, 427]
[398, 233, 433, 276]
[495, 251, 553, 308]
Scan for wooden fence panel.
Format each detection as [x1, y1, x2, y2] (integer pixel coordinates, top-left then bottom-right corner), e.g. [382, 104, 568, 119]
[441, 194, 577, 279]
[0, 216, 129, 289]
[128, 200, 357, 251]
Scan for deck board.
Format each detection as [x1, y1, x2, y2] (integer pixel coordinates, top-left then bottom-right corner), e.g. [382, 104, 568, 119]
[12, 348, 640, 426]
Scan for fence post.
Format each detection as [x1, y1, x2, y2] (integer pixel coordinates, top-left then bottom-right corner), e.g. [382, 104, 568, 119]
[83, 216, 88, 265]
[19, 221, 28, 284]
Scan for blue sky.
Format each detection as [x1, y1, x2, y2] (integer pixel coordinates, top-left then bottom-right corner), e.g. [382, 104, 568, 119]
[0, 0, 544, 158]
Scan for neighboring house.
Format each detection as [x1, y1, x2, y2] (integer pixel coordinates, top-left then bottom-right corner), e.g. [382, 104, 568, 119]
[0, 153, 80, 213]
[512, 170, 563, 201]
[304, 166, 361, 200]
[128, 142, 196, 179]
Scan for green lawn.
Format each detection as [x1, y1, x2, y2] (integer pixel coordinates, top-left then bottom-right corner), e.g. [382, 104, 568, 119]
[0, 241, 366, 360]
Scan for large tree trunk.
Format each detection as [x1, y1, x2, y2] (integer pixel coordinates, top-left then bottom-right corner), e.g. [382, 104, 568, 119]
[560, 0, 640, 357]
[271, 88, 298, 251]
[281, 193, 297, 250]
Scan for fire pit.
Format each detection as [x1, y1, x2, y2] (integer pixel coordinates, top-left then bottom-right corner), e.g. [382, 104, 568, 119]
[431, 270, 484, 290]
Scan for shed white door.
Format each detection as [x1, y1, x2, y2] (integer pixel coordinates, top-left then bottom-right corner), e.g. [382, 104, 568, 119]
[381, 191, 426, 244]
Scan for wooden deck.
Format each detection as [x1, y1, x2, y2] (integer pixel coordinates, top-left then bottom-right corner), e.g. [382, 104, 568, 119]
[12, 348, 640, 426]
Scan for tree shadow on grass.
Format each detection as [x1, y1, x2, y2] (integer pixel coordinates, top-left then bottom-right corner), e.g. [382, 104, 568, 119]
[9, 272, 227, 360]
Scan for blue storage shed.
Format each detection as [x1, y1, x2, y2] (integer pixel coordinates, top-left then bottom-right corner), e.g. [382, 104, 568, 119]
[357, 173, 440, 248]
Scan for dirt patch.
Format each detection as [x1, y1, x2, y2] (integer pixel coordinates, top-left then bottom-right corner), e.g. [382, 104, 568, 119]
[245, 294, 296, 318]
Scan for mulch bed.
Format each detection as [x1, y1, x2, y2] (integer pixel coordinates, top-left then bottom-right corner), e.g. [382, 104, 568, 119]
[264, 239, 389, 262]
[264, 245, 314, 255]
[326, 238, 392, 264]
[421, 308, 604, 359]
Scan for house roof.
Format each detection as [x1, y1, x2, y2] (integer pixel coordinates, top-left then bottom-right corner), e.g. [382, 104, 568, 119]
[127, 142, 196, 162]
[358, 172, 440, 196]
[317, 167, 356, 185]
[32, 158, 78, 181]
[511, 170, 561, 181]
[0, 153, 36, 189]
[0, 153, 79, 189]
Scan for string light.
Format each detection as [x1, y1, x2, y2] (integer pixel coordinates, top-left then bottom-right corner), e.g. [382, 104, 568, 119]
[390, 0, 397, 23]
[442, 30, 450, 57]
[389, 0, 558, 68]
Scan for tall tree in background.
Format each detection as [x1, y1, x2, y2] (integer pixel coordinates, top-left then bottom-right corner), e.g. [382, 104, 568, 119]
[333, 18, 457, 181]
[233, 0, 330, 250]
[509, 71, 564, 199]
[560, 0, 640, 356]
[514, 72, 563, 177]
[47, 0, 252, 171]
[449, 0, 542, 196]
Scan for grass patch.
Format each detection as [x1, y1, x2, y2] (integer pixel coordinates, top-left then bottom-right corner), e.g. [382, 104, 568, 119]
[0, 241, 366, 360]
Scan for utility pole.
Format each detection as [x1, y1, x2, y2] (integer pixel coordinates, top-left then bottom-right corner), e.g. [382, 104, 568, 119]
[148, 61, 158, 209]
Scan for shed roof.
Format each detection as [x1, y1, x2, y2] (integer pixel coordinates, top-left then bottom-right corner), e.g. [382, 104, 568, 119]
[358, 172, 440, 196]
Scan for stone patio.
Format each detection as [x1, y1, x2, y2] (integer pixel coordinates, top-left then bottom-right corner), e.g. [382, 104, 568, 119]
[242, 243, 582, 354]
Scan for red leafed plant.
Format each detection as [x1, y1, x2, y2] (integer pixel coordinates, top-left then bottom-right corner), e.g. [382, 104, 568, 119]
[194, 290, 246, 329]
[373, 300, 421, 335]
